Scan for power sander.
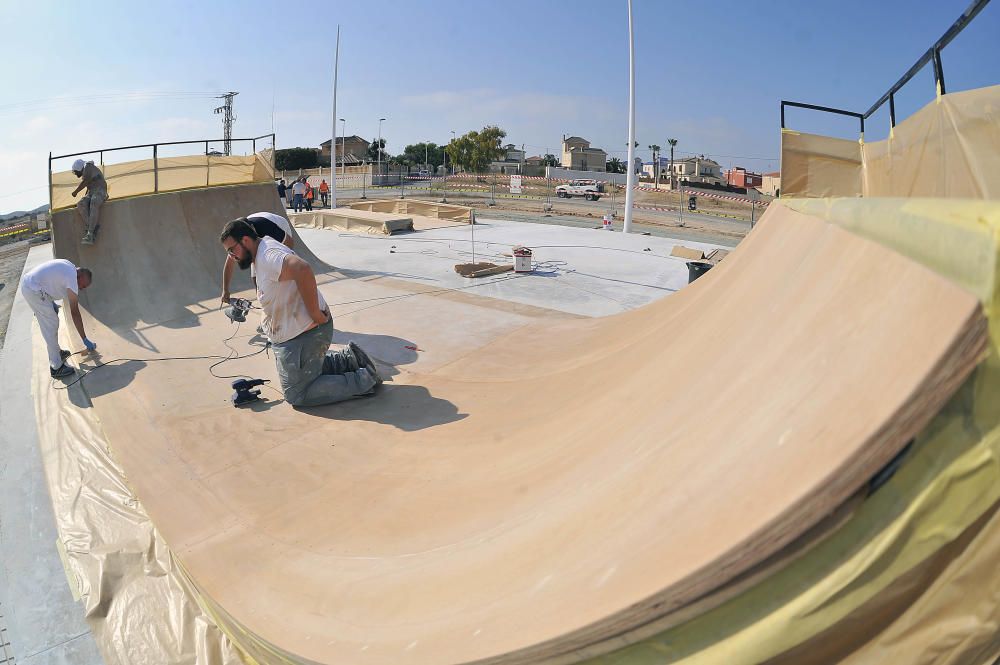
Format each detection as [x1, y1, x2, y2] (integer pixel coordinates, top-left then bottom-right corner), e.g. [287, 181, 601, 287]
[224, 297, 252, 323]
[232, 378, 269, 407]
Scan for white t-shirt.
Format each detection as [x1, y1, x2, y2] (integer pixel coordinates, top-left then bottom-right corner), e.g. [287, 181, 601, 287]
[291, 182, 306, 196]
[248, 211, 292, 237]
[254, 237, 328, 344]
[22, 259, 79, 301]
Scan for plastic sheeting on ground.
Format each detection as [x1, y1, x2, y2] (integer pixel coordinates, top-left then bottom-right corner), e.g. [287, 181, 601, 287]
[31, 327, 248, 665]
[50, 152, 275, 212]
[781, 84, 1000, 199]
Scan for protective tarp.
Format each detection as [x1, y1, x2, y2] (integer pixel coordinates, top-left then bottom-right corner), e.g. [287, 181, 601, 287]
[586, 197, 1000, 665]
[30, 329, 247, 665]
[782, 85, 1000, 199]
[50, 154, 270, 212]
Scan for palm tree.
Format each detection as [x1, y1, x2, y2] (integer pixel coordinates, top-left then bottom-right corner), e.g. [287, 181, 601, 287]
[648, 144, 661, 188]
[606, 157, 624, 174]
[667, 138, 678, 189]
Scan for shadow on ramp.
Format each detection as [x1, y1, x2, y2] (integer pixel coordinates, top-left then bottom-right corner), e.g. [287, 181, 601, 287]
[330, 330, 419, 377]
[296, 383, 467, 432]
[64, 358, 146, 408]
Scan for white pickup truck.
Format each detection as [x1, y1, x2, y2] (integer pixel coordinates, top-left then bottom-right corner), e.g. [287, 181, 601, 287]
[555, 179, 603, 201]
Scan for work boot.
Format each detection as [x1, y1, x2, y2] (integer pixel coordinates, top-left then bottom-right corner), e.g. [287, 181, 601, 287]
[60, 349, 71, 360]
[81, 231, 95, 245]
[348, 341, 382, 385]
[50, 363, 75, 378]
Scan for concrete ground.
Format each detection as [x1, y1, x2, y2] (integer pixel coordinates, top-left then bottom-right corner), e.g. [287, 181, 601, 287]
[298, 216, 729, 319]
[0, 215, 732, 664]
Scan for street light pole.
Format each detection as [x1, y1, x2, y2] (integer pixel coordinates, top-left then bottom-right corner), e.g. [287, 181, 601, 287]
[377, 117, 386, 186]
[329, 25, 340, 209]
[340, 118, 346, 181]
[623, 0, 637, 234]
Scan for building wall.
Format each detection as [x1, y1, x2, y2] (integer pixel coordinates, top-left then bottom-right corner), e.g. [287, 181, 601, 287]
[545, 166, 628, 185]
[562, 138, 590, 166]
[761, 174, 781, 196]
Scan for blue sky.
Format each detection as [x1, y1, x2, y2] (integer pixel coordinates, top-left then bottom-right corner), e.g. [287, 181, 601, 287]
[1, 0, 997, 213]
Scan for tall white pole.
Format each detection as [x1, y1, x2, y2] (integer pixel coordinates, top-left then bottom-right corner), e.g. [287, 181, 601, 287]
[330, 25, 340, 209]
[623, 0, 637, 234]
[340, 118, 346, 180]
[377, 118, 385, 182]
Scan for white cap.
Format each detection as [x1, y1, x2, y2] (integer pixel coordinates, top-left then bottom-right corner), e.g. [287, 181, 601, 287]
[72, 159, 86, 172]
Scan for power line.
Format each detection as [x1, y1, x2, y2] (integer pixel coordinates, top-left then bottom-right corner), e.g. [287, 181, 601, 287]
[0, 91, 222, 116]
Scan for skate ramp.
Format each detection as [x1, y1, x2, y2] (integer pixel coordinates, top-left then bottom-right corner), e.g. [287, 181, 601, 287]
[44, 182, 990, 664]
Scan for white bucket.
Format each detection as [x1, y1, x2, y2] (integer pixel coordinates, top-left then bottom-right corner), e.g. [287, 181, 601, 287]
[513, 246, 533, 273]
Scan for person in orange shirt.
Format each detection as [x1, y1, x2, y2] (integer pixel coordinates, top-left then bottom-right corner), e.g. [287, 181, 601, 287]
[304, 180, 314, 211]
[319, 179, 330, 207]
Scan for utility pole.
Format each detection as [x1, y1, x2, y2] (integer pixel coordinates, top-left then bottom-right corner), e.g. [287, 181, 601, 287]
[623, 0, 636, 234]
[377, 117, 386, 185]
[213, 91, 238, 156]
[330, 26, 340, 209]
[340, 118, 346, 180]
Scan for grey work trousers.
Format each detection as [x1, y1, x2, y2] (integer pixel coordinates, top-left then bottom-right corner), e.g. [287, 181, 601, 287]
[272, 318, 376, 407]
[77, 191, 107, 233]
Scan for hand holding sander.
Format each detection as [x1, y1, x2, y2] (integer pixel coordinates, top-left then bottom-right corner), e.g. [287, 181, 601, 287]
[224, 297, 253, 323]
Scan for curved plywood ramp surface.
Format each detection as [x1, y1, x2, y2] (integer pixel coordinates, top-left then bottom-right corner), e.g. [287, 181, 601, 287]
[50, 186, 986, 664]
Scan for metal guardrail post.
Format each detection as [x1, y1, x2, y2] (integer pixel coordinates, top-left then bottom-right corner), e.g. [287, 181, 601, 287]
[47, 152, 53, 212]
[153, 144, 159, 193]
[932, 48, 946, 95]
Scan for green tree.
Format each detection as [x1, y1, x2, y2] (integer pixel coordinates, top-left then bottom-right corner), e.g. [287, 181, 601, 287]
[398, 142, 445, 169]
[542, 153, 559, 167]
[446, 126, 507, 173]
[366, 138, 387, 163]
[606, 157, 625, 174]
[275, 147, 319, 170]
[648, 144, 660, 184]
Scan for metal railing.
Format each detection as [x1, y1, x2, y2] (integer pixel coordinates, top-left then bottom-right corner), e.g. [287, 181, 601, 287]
[49, 133, 276, 195]
[780, 0, 991, 132]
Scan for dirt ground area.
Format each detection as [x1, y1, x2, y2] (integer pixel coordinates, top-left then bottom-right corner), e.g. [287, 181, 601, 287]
[0, 241, 30, 349]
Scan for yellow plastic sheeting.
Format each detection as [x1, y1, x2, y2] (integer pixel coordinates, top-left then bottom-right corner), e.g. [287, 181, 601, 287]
[782, 85, 1000, 199]
[50, 154, 270, 212]
[31, 329, 247, 665]
[584, 198, 1000, 665]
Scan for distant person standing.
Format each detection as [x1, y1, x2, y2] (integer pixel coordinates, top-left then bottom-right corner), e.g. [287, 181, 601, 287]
[19, 259, 96, 378]
[277, 179, 288, 208]
[71, 159, 107, 245]
[304, 180, 314, 211]
[319, 179, 330, 207]
[291, 178, 306, 212]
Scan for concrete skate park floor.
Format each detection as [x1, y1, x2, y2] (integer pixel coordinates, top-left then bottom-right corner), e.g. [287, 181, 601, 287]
[0, 217, 724, 664]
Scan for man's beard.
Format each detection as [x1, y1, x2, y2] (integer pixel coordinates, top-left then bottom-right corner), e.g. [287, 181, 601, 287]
[237, 253, 252, 270]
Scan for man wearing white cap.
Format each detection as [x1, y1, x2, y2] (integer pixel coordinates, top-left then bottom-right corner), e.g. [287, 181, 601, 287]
[71, 158, 108, 245]
[19, 259, 96, 378]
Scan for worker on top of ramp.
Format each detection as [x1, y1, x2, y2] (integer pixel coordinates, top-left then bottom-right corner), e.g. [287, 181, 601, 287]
[71, 158, 107, 245]
[219, 219, 382, 406]
[20, 259, 96, 378]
